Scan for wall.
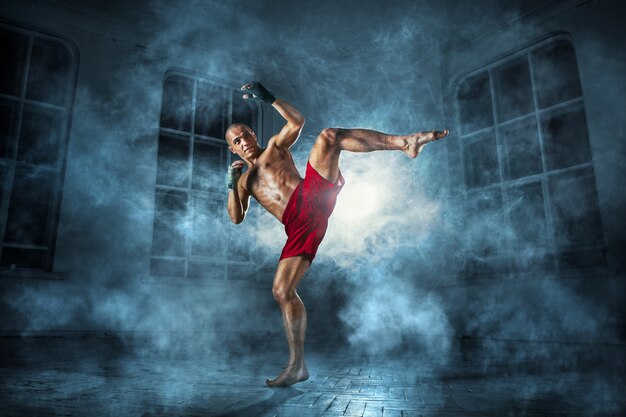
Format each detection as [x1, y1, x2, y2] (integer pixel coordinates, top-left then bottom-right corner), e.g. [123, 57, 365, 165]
[0, 1, 623, 371]
[0, 0, 448, 358]
[439, 0, 626, 356]
[0, 1, 279, 356]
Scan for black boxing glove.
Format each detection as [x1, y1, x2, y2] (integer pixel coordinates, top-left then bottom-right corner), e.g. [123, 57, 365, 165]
[241, 81, 276, 104]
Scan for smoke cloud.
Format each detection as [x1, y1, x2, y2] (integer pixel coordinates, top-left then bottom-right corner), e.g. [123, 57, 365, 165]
[1, 0, 624, 414]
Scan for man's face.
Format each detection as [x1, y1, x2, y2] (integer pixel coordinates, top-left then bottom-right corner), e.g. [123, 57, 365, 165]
[226, 124, 259, 158]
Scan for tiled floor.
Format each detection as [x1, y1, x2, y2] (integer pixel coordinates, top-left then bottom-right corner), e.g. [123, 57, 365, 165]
[1, 337, 624, 416]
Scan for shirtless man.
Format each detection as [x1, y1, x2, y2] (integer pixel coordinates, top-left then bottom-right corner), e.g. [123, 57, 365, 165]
[225, 82, 448, 387]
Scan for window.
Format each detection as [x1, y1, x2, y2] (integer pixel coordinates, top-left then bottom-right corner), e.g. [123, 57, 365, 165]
[456, 36, 605, 276]
[0, 24, 77, 271]
[150, 72, 260, 281]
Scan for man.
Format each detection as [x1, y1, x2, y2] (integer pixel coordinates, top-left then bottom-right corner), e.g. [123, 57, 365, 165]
[225, 82, 448, 387]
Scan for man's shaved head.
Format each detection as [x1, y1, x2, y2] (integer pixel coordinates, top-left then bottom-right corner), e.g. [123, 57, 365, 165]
[225, 123, 260, 159]
[225, 123, 252, 144]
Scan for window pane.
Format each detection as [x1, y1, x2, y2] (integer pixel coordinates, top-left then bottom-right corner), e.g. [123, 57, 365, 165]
[549, 169, 603, 248]
[0, 163, 7, 205]
[190, 193, 226, 257]
[150, 258, 185, 277]
[500, 118, 542, 180]
[558, 247, 606, 270]
[462, 255, 510, 278]
[192, 141, 223, 191]
[457, 72, 493, 135]
[17, 105, 63, 166]
[160, 76, 193, 132]
[188, 261, 225, 279]
[232, 95, 256, 127]
[533, 40, 582, 108]
[227, 266, 258, 281]
[541, 105, 591, 171]
[510, 251, 554, 273]
[494, 56, 534, 122]
[0, 29, 28, 97]
[1, 247, 47, 269]
[229, 229, 253, 262]
[0, 99, 20, 159]
[506, 181, 548, 250]
[465, 189, 505, 257]
[156, 133, 190, 187]
[25, 38, 72, 106]
[463, 131, 499, 188]
[195, 82, 226, 138]
[4, 165, 55, 245]
[151, 190, 188, 257]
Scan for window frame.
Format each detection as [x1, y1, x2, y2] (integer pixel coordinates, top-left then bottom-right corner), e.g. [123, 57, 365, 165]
[454, 33, 605, 276]
[148, 69, 263, 283]
[0, 20, 79, 274]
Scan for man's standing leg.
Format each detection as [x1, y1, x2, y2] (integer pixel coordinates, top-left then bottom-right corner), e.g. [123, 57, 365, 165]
[266, 127, 447, 387]
[266, 255, 311, 387]
[309, 128, 448, 182]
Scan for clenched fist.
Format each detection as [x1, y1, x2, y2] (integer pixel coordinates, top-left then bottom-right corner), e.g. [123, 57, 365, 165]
[241, 81, 276, 104]
[226, 160, 245, 190]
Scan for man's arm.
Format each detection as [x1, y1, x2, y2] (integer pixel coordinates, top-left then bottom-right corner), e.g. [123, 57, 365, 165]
[226, 160, 250, 224]
[271, 98, 305, 149]
[241, 82, 305, 149]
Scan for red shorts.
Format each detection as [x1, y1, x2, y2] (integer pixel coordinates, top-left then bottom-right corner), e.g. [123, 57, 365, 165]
[280, 161, 345, 262]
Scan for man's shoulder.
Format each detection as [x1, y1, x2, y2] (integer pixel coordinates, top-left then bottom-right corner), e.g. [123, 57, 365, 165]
[263, 135, 292, 157]
[266, 135, 279, 149]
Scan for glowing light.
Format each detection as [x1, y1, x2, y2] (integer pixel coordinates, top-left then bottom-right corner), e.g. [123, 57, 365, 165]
[334, 182, 382, 223]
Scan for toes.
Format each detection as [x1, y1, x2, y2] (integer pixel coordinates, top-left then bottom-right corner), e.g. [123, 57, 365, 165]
[266, 376, 282, 385]
[266, 378, 282, 387]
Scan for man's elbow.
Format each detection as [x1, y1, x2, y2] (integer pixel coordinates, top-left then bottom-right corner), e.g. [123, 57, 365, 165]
[288, 119, 305, 136]
[230, 213, 245, 224]
[289, 116, 305, 129]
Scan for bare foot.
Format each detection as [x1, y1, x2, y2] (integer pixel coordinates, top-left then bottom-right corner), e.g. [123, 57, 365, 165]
[265, 363, 309, 387]
[403, 129, 449, 158]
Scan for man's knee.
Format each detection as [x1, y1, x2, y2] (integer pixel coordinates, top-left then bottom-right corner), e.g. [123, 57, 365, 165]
[316, 128, 340, 149]
[272, 284, 295, 305]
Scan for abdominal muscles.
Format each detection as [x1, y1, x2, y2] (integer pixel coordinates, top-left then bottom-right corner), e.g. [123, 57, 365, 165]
[250, 163, 302, 221]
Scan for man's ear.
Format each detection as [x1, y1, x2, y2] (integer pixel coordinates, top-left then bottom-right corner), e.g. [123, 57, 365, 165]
[228, 146, 236, 154]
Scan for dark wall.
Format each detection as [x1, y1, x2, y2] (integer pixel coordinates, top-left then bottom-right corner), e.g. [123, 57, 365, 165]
[0, 0, 623, 375]
[438, 0, 626, 377]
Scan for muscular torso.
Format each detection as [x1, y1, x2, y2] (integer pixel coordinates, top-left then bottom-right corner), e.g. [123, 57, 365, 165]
[239, 140, 303, 222]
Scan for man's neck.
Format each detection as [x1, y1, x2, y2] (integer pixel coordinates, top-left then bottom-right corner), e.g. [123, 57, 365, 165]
[243, 147, 265, 167]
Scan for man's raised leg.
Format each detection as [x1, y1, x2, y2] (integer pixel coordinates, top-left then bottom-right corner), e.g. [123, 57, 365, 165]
[266, 256, 311, 387]
[309, 128, 448, 182]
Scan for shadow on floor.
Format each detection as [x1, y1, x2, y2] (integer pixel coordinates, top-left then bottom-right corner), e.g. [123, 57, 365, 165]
[216, 387, 305, 417]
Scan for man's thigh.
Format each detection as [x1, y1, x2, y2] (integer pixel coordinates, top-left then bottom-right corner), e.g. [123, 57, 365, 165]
[308, 132, 341, 184]
[273, 256, 311, 291]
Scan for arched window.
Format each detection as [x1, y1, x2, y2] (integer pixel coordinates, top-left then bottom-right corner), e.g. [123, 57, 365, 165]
[150, 72, 260, 280]
[0, 23, 77, 272]
[456, 35, 605, 276]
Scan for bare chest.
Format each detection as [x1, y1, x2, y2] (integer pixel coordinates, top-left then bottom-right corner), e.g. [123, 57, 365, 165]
[243, 151, 301, 210]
